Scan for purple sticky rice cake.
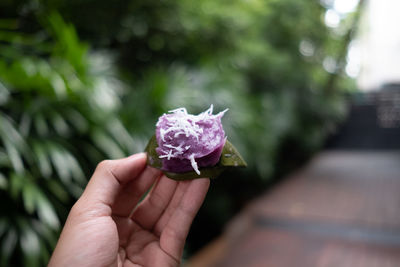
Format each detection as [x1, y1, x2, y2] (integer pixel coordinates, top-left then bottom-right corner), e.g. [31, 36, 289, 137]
[155, 105, 228, 175]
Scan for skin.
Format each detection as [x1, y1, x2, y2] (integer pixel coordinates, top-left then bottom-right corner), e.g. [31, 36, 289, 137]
[48, 153, 210, 267]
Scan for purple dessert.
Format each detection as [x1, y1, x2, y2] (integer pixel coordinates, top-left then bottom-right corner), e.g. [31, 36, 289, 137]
[155, 105, 228, 175]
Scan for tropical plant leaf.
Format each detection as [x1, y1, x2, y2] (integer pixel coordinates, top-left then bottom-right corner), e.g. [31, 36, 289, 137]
[32, 219, 58, 248]
[64, 152, 85, 184]
[34, 113, 49, 136]
[48, 144, 71, 183]
[32, 141, 52, 178]
[4, 141, 24, 173]
[35, 191, 60, 230]
[92, 130, 125, 159]
[22, 182, 37, 214]
[1, 228, 17, 266]
[64, 108, 88, 133]
[20, 224, 41, 267]
[106, 119, 135, 152]
[50, 111, 70, 136]
[46, 180, 69, 203]
[9, 172, 25, 199]
[145, 135, 247, 180]
[0, 172, 7, 190]
[0, 81, 9, 105]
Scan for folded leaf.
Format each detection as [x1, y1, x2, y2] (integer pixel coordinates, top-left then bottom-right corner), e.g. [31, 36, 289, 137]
[145, 135, 246, 180]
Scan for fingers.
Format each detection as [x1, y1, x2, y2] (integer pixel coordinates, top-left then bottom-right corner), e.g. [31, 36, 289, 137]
[152, 180, 193, 235]
[112, 166, 162, 217]
[78, 153, 148, 214]
[130, 175, 179, 229]
[159, 178, 210, 261]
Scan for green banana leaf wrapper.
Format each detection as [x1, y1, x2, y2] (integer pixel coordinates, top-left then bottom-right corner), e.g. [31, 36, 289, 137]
[145, 135, 247, 180]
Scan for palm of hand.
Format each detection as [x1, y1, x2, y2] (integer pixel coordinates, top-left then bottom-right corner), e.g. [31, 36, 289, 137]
[112, 216, 179, 267]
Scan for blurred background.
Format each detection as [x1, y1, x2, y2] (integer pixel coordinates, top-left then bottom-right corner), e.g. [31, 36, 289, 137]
[1, 0, 399, 266]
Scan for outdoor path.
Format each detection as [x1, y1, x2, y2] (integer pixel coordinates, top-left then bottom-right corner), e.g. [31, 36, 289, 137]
[186, 150, 400, 267]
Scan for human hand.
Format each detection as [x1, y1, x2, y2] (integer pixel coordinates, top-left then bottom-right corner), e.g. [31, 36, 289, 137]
[48, 153, 210, 267]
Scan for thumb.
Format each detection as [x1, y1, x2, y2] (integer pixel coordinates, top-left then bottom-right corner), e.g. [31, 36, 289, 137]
[77, 153, 147, 213]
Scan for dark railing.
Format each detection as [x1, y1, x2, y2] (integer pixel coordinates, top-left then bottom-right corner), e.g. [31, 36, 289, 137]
[326, 84, 400, 149]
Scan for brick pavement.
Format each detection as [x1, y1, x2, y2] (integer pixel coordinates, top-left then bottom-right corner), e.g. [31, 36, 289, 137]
[186, 151, 400, 267]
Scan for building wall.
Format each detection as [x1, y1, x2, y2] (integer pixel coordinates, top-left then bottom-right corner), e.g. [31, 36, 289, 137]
[358, 0, 400, 90]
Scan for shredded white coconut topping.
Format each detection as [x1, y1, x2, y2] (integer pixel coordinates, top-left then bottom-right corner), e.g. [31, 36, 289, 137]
[189, 154, 200, 175]
[158, 105, 228, 174]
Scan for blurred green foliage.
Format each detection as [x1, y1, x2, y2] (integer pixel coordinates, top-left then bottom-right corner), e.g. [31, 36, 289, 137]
[0, 12, 136, 266]
[0, 0, 357, 264]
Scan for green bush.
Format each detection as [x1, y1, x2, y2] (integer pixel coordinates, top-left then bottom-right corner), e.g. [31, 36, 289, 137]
[0, 13, 136, 266]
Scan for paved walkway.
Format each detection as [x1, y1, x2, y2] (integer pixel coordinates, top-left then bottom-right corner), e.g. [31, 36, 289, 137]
[186, 151, 400, 267]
